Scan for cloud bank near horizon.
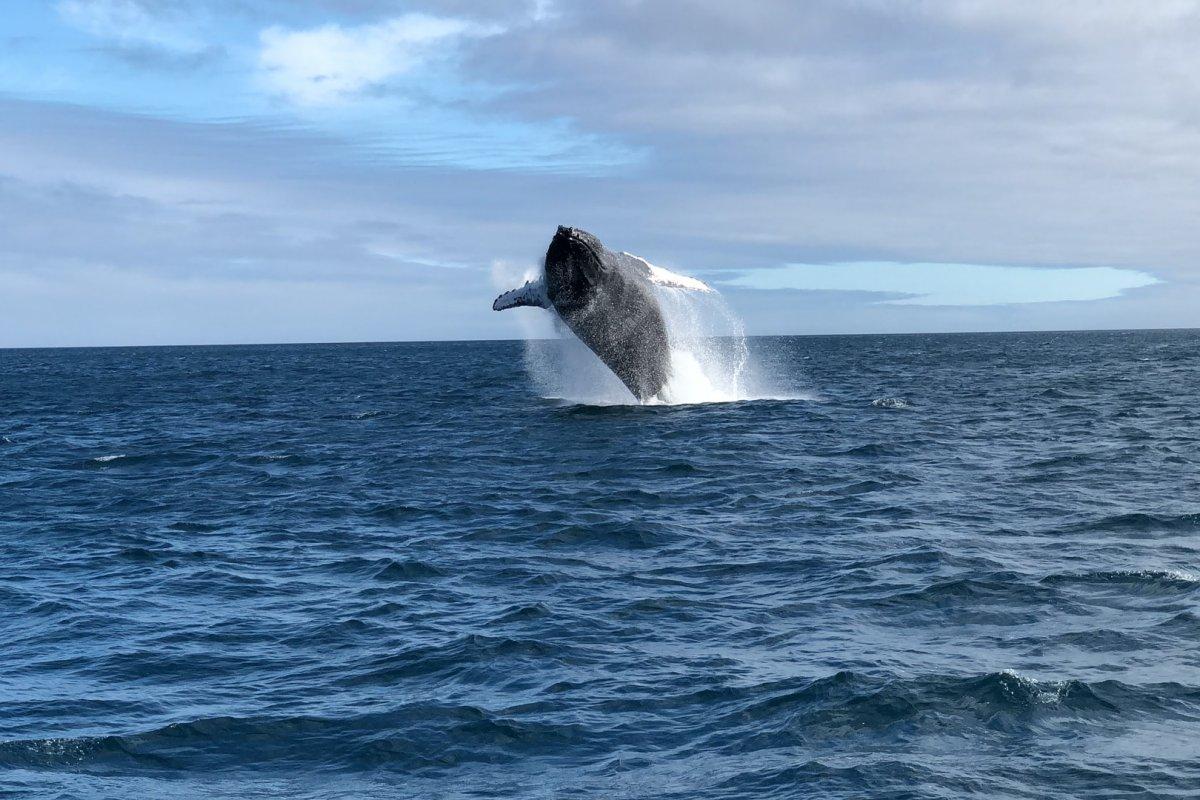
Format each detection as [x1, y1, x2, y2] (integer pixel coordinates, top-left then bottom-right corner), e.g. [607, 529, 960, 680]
[1, 1, 1197, 347]
[724, 262, 1160, 307]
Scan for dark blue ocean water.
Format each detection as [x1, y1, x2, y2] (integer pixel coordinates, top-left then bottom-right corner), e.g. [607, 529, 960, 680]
[2, 330, 1199, 799]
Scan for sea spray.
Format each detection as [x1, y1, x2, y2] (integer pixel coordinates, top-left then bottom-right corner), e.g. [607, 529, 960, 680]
[488, 260, 613, 404]
[654, 286, 749, 404]
[491, 255, 800, 405]
[520, 285, 756, 405]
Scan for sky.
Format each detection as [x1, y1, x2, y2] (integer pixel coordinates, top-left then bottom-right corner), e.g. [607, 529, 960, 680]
[1, 0, 1197, 347]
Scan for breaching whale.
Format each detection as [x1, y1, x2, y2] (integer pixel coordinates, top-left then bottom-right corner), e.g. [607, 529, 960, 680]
[493, 226, 712, 402]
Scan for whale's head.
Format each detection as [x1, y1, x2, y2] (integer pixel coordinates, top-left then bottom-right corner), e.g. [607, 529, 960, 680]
[544, 225, 608, 306]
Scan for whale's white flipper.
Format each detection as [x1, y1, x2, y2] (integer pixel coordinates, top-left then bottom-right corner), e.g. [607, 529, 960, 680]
[622, 253, 714, 293]
[493, 278, 550, 311]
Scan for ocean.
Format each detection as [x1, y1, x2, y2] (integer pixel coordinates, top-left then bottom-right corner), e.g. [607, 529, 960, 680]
[2, 330, 1198, 799]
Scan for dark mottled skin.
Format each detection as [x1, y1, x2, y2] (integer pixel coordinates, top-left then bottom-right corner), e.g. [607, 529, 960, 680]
[543, 226, 670, 401]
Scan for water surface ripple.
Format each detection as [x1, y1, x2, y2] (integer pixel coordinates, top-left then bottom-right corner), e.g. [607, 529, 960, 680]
[2, 331, 1198, 798]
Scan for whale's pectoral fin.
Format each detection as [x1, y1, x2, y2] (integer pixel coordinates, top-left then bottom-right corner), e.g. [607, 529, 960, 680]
[493, 278, 550, 311]
[620, 252, 715, 293]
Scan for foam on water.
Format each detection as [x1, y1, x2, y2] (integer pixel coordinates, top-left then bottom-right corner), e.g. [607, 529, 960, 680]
[871, 397, 913, 410]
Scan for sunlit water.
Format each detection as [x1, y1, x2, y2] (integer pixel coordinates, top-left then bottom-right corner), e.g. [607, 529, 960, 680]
[2, 330, 1199, 799]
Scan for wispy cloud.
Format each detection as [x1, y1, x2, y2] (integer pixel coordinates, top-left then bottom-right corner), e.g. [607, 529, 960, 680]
[57, 0, 207, 55]
[257, 14, 495, 107]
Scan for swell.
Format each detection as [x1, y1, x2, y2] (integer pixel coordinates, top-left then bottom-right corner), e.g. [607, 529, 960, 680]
[0, 702, 603, 774]
[4, 672, 1195, 775]
[4, 332, 1200, 799]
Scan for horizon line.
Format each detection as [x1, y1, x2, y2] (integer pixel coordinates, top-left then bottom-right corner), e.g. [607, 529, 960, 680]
[1, 325, 1197, 352]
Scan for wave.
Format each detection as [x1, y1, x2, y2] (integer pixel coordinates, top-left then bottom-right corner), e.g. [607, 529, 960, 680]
[240, 453, 309, 465]
[820, 442, 912, 458]
[686, 669, 1197, 761]
[1041, 569, 1200, 594]
[80, 450, 219, 470]
[323, 556, 446, 582]
[4, 671, 1189, 776]
[1039, 388, 1087, 400]
[338, 634, 591, 687]
[0, 703, 601, 774]
[870, 397, 913, 410]
[1021, 453, 1091, 470]
[866, 574, 1073, 624]
[1067, 512, 1200, 534]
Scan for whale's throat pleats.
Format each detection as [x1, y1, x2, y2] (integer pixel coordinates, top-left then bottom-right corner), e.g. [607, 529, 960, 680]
[562, 266, 670, 402]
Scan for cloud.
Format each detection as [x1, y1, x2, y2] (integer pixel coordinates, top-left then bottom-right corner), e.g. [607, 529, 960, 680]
[723, 262, 1160, 306]
[57, 0, 207, 55]
[0, 97, 557, 346]
[257, 14, 493, 107]
[0, 262, 502, 348]
[453, 1, 1200, 275]
[8, 2, 1200, 344]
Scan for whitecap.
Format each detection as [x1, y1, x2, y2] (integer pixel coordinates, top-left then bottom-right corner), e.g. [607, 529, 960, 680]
[998, 669, 1072, 705]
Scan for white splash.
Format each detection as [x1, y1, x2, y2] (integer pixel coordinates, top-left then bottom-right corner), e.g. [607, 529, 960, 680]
[652, 285, 748, 405]
[520, 293, 750, 406]
[494, 255, 802, 406]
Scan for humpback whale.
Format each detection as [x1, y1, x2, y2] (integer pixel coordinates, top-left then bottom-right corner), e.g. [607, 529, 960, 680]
[493, 226, 712, 402]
